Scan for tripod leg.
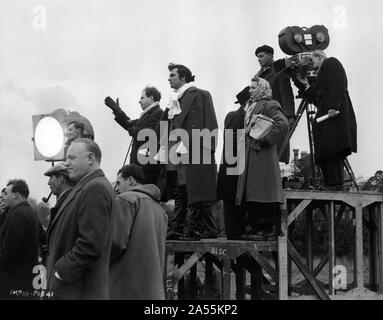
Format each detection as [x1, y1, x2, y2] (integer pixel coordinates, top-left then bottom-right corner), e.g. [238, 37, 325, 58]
[344, 158, 359, 190]
[278, 99, 308, 158]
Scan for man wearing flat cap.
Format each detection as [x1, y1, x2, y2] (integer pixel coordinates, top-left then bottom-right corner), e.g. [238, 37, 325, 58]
[217, 86, 249, 240]
[255, 44, 295, 164]
[44, 163, 75, 222]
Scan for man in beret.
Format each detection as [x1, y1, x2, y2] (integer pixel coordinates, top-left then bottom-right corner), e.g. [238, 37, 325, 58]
[255, 44, 295, 164]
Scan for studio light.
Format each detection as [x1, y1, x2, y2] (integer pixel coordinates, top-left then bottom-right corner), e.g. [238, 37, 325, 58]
[32, 108, 94, 161]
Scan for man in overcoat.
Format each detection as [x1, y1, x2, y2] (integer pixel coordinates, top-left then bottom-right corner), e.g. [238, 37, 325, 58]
[46, 138, 116, 299]
[161, 63, 218, 240]
[217, 86, 249, 240]
[104, 86, 163, 185]
[0, 179, 39, 299]
[299, 50, 357, 188]
[109, 164, 167, 299]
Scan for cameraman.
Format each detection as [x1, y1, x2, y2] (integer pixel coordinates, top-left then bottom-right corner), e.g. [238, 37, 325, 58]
[255, 45, 296, 164]
[297, 50, 357, 190]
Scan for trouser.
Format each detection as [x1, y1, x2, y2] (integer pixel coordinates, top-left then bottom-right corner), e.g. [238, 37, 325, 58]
[168, 172, 217, 235]
[245, 202, 280, 233]
[223, 200, 246, 237]
[319, 155, 345, 186]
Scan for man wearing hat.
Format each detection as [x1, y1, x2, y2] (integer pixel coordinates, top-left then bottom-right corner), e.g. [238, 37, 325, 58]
[44, 163, 75, 222]
[255, 45, 295, 164]
[217, 86, 249, 240]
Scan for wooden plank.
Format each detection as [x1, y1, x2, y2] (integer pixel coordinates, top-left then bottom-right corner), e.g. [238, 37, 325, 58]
[287, 239, 330, 300]
[221, 259, 231, 300]
[354, 207, 364, 290]
[368, 206, 378, 290]
[306, 209, 313, 272]
[278, 236, 288, 300]
[328, 202, 335, 295]
[173, 252, 202, 283]
[233, 258, 245, 300]
[248, 250, 277, 282]
[165, 252, 175, 300]
[284, 189, 383, 208]
[190, 263, 197, 299]
[175, 253, 185, 299]
[281, 202, 288, 236]
[287, 199, 312, 226]
[205, 254, 214, 299]
[377, 203, 383, 293]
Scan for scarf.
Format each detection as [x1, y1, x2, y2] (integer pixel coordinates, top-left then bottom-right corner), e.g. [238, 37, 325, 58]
[167, 82, 195, 119]
[140, 101, 159, 118]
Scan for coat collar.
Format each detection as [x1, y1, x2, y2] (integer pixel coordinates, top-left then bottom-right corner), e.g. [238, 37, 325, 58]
[47, 169, 105, 238]
[172, 86, 198, 124]
[9, 200, 30, 214]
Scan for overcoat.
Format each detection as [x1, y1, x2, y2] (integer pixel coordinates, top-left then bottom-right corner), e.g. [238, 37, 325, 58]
[305, 57, 357, 163]
[109, 184, 167, 300]
[46, 169, 115, 300]
[257, 65, 295, 164]
[0, 201, 39, 299]
[217, 106, 245, 202]
[160, 87, 218, 205]
[236, 99, 288, 205]
[114, 105, 163, 184]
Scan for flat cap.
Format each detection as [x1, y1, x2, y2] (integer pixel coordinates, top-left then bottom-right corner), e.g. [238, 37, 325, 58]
[255, 45, 274, 56]
[44, 163, 69, 177]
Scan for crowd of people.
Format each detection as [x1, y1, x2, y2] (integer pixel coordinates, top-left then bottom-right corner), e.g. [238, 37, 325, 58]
[0, 47, 357, 299]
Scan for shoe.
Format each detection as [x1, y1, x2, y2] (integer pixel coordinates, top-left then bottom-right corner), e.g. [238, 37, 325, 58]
[179, 229, 201, 241]
[166, 230, 183, 240]
[201, 231, 218, 239]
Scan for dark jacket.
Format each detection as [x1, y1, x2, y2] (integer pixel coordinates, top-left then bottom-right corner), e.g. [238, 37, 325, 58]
[0, 201, 39, 299]
[46, 169, 116, 300]
[160, 86, 218, 205]
[217, 106, 245, 202]
[109, 184, 167, 300]
[303, 57, 357, 163]
[113, 105, 163, 184]
[257, 65, 295, 163]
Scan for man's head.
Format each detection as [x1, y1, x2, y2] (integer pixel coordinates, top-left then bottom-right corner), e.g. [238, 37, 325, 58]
[44, 163, 74, 196]
[311, 50, 327, 69]
[65, 138, 102, 182]
[255, 45, 274, 69]
[3, 179, 29, 210]
[67, 121, 85, 143]
[234, 86, 250, 107]
[168, 63, 195, 90]
[139, 86, 161, 110]
[115, 164, 146, 194]
[0, 187, 6, 213]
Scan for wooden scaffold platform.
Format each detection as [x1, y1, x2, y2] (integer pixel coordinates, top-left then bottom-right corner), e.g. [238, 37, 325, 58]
[165, 189, 383, 300]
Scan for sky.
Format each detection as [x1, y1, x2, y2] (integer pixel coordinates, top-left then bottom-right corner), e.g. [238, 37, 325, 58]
[1, 0, 382, 202]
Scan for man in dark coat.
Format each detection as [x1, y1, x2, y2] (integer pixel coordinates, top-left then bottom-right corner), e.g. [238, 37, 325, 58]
[255, 45, 295, 164]
[161, 63, 218, 240]
[0, 179, 39, 300]
[299, 50, 357, 188]
[46, 138, 116, 299]
[104, 86, 163, 185]
[110, 164, 167, 299]
[217, 86, 249, 240]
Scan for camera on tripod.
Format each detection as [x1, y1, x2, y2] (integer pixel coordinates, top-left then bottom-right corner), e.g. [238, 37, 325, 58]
[273, 25, 330, 83]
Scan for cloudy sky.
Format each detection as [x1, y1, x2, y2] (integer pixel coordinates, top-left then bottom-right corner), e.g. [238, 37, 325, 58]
[0, 0, 382, 201]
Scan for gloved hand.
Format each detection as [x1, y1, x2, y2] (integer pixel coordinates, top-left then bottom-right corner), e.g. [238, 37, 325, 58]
[104, 96, 120, 112]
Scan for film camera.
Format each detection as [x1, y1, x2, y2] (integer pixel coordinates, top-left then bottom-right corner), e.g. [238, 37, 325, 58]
[273, 25, 330, 82]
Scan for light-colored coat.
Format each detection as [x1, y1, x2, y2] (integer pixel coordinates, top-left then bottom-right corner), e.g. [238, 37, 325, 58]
[236, 99, 288, 204]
